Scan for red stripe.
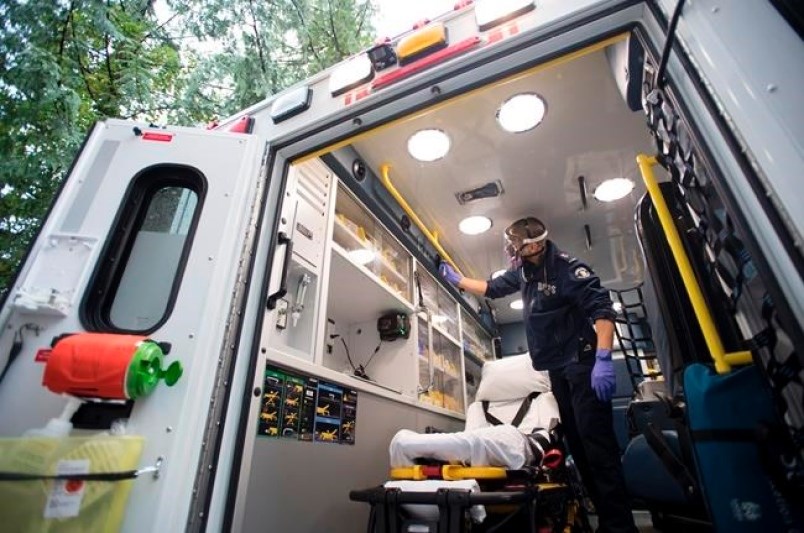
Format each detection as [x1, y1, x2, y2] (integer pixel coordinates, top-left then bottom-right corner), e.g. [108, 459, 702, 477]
[372, 37, 481, 91]
[141, 132, 173, 142]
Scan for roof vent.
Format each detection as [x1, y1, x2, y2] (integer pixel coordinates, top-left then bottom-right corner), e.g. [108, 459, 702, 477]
[455, 181, 504, 205]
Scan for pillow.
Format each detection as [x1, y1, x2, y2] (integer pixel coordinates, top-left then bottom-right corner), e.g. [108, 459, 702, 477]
[475, 353, 551, 402]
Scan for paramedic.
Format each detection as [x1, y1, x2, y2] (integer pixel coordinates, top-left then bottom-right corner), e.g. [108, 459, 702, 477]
[439, 216, 636, 533]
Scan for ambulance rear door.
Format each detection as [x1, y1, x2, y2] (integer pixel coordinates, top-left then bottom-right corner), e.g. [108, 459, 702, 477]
[0, 118, 268, 533]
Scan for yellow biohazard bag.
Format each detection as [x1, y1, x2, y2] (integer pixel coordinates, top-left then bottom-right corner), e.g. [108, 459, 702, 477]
[0, 435, 144, 533]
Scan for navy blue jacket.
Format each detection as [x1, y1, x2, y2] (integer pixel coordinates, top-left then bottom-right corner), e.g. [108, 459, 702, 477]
[485, 241, 616, 370]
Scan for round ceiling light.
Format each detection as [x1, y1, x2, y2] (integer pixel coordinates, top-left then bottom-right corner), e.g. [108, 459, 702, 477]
[491, 269, 507, 279]
[459, 215, 492, 235]
[594, 178, 635, 202]
[347, 248, 375, 265]
[407, 129, 451, 162]
[509, 299, 524, 310]
[497, 93, 546, 133]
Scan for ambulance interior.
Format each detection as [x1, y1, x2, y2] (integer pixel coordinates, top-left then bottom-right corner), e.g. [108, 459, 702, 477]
[242, 35, 726, 531]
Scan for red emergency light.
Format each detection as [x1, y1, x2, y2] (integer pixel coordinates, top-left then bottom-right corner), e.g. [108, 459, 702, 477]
[141, 132, 174, 142]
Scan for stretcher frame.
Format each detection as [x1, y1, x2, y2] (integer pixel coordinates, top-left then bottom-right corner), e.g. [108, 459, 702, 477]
[351, 466, 592, 533]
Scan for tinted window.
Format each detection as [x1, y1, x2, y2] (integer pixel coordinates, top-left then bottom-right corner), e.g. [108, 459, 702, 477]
[83, 165, 206, 333]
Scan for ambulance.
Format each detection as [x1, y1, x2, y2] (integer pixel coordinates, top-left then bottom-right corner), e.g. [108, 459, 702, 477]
[0, 1, 801, 531]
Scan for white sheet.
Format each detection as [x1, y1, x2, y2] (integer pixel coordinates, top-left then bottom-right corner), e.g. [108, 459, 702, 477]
[390, 425, 532, 469]
[384, 479, 487, 523]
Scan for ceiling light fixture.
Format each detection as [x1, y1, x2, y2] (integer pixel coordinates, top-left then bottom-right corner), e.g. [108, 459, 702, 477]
[510, 299, 524, 310]
[407, 129, 451, 162]
[497, 93, 546, 133]
[459, 215, 492, 235]
[594, 178, 635, 202]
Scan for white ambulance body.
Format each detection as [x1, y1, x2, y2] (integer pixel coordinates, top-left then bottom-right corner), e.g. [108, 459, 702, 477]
[0, 1, 801, 531]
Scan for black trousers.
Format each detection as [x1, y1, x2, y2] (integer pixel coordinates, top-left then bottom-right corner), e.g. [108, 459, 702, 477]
[548, 354, 637, 533]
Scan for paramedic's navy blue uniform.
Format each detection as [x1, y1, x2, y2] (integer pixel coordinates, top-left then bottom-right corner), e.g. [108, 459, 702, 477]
[486, 241, 636, 533]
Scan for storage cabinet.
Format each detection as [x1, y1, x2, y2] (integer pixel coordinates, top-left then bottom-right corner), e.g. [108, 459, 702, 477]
[417, 268, 460, 341]
[331, 185, 411, 303]
[322, 185, 416, 395]
[261, 159, 495, 418]
[461, 310, 495, 363]
[417, 310, 465, 413]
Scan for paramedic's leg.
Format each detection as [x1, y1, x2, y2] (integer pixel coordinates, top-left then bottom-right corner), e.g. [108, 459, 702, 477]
[548, 368, 599, 503]
[561, 361, 637, 533]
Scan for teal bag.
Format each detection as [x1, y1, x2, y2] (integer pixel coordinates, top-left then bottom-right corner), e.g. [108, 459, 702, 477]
[684, 363, 798, 531]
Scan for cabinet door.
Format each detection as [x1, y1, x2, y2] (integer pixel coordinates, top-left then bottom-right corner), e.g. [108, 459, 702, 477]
[262, 160, 332, 362]
[331, 185, 412, 303]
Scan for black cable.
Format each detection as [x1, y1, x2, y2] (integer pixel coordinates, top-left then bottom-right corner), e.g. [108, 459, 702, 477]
[339, 337, 358, 372]
[657, 0, 686, 88]
[0, 470, 139, 482]
[362, 341, 383, 372]
[0, 323, 40, 384]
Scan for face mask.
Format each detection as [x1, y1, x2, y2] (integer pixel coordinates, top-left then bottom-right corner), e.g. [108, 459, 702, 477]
[504, 231, 548, 268]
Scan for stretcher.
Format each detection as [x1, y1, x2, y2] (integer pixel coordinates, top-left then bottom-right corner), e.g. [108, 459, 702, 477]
[350, 354, 593, 532]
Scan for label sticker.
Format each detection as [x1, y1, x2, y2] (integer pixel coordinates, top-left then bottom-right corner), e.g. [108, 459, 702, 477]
[44, 459, 90, 519]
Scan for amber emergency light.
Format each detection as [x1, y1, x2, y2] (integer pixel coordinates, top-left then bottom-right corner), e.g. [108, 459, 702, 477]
[396, 23, 449, 65]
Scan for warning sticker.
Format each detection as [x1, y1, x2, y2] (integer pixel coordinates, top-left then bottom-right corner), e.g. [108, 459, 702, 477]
[44, 459, 90, 519]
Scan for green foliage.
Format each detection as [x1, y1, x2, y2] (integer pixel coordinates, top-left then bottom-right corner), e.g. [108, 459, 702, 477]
[168, 0, 376, 119]
[0, 0, 375, 296]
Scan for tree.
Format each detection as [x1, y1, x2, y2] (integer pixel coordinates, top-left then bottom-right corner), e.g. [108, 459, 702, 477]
[0, 0, 375, 297]
[0, 0, 181, 297]
[167, 0, 376, 119]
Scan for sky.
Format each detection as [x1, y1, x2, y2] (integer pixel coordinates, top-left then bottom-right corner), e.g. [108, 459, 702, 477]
[373, 0, 457, 38]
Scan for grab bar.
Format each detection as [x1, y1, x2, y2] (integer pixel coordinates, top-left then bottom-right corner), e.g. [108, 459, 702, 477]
[379, 164, 461, 273]
[636, 154, 753, 374]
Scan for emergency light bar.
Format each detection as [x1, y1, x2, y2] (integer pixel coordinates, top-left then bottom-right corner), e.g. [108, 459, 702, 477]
[373, 37, 481, 91]
[475, 0, 535, 31]
[329, 54, 374, 96]
[270, 86, 313, 123]
[396, 23, 449, 66]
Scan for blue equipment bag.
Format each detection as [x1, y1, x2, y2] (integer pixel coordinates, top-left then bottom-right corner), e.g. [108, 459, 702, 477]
[684, 363, 798, 531]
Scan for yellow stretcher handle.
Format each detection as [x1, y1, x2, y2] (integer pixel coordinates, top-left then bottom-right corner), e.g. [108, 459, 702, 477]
[636, 155, 753, 374]
[389, 464, 508, 481]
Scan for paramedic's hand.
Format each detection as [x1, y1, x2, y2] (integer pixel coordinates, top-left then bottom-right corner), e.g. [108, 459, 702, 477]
[591, 348, 616, 402]
[438, 262, 462, 286]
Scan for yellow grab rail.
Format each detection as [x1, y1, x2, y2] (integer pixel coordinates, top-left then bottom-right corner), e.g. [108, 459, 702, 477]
[636, 154, 753, 374]
[379, 164, 462, 273]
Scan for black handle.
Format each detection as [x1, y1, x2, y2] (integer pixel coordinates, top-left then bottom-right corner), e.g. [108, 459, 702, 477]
[267, 232, 293, 310]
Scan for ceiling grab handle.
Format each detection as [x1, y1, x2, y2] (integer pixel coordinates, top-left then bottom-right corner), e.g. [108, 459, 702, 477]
[636, 155, 753, 374]
[379, 164, 462, 274]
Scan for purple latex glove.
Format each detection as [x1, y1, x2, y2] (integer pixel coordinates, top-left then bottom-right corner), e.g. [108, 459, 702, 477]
[591, 348, 616, 402]
[438, 262, 462, 286]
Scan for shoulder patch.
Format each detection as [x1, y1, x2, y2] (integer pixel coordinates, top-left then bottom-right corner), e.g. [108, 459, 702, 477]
[572, 266, 591, 279]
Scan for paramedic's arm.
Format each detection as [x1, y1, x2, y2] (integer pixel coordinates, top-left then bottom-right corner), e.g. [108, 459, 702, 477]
[458, 277, 487, 296]
[564, 261, 617, 344]
[439, 263, 518, 298]
[594, 318, 615, 351]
